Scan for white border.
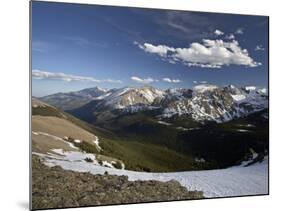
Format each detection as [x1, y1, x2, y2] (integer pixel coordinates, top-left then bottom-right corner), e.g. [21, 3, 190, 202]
[1, 0, 280, 211]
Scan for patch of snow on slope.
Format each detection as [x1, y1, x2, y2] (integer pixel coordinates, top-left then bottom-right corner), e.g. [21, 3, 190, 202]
[176, 127, 200, 131]
[245, 86, 257, 91]
[36, 151, 268, 198]
[96, 87, 108, 93]
[237, 129, 251, 132]
[195, 157, 206, 163]
[103, 87, 134, 108]
[102, 161, 115, 168]
[231, 94, 246, 102]
[138, 87, 165, 103]
[93, 135, 102, 151]
[258, 88, 267, 94]
[157, 121, 172, 126]
[52, 149, 98, 164]
[32, 131, 78, 150]
[124, 105, 159, 113]
[94, 92, 112, 100]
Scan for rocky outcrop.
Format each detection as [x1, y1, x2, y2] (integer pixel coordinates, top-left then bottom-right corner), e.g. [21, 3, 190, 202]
[32, 156, 203, 210]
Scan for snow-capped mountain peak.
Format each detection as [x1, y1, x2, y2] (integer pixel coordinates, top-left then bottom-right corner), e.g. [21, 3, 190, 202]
[43, 84, 268, 124]
[245, 86, 257, 91]
[102, 86, 166, 109]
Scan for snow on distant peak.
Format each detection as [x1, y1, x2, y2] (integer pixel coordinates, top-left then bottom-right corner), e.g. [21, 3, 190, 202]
[245, 86, 256, 91]
[193, 84, 218, 93]
[94, 92, 112, 100]
[96, 86, 108, 92]
[231, 94, 246, 102]
[138, 86, 165, 103]
[258, 88, 267, 95]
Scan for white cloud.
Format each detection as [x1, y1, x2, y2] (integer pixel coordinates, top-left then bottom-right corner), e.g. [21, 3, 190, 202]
[163, 78, 181, 83]
[255, 45, 265, 51]
[187, 63, 222, 69]
[32, 41, 54, 53]
[235, 28, 244, 34]
[32, 70, 122, 83]
[131, 76, 155, 84]
[193, 80, 208, 84]
[135, 42, 175, 57]
[136, 39, 261, 68]
[214, 29, 224, 36]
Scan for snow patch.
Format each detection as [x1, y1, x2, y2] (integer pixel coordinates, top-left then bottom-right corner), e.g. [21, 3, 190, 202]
[176, 127, 200, 131]
[157, 121, 172, 126]
[245, 86, 256, 91]
[102, 161, 115, 168]
[237, 129, 251, 132]
[195, 158, 206, 163]
[231, 94, 246, 102]
[36, 152, 268, 198]
[32, 131, 78, 150]
[93, 135, 102, 151]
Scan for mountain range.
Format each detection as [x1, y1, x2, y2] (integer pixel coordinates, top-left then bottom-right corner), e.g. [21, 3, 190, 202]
[40, 84, 268, 125]
[34, 84, 269, 172]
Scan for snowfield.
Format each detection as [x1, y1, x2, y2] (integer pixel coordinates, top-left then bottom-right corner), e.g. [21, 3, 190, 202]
[34, 149, 268, 198]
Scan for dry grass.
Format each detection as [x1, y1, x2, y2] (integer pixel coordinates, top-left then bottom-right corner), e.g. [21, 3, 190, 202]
[32, 134, 77, 154]
[32, 116, 97, 143]
[32, 116, 99, 153]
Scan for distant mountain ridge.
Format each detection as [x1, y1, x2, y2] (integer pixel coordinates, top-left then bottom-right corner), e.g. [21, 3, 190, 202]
[40, 87, 108, 110]
[40, 84, 268, 124]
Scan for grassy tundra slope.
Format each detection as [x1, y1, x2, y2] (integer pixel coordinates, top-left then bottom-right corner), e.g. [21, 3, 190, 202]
[32, 98, 200, 172]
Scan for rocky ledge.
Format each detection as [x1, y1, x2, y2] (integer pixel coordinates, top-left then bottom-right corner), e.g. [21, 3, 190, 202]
[32, 156, 203, 210]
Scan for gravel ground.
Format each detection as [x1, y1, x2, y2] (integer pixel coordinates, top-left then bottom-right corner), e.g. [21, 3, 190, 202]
[32, 155, 203, 210]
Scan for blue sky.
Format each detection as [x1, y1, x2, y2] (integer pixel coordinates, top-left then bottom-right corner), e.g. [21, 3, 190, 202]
[32, 1, 269, 97]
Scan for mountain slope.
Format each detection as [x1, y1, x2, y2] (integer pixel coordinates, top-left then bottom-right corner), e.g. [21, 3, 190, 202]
[32, 98, 201, 172]
[40, 87, 107, 110]
[65, 84, 268, 170]
[69, 84, 268, 125]
[32, 98, 124, 169]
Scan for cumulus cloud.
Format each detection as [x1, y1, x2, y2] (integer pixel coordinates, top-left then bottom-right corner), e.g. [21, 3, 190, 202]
[131, 76, 155, 84]
[32, 70, 122, 83]
[134, 41, 175, 57]
[235, 28, 244, 34]
[136, 39, 261, 68]
[214, 29, 224, 36]
[163, 78, 181, 83]
[255, 45, 265, 51]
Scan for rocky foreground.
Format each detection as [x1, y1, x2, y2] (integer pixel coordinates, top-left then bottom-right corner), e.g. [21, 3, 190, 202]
[32, 156, 203, 210]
